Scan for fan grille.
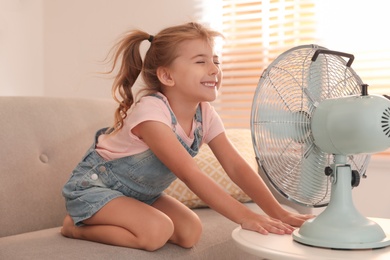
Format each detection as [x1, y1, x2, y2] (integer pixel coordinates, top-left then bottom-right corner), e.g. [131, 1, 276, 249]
[251, 45, 370, 207]
[382, 107, 390, 137]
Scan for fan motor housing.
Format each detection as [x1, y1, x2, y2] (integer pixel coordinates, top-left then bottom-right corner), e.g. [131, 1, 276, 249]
[311, 94, 390, 155]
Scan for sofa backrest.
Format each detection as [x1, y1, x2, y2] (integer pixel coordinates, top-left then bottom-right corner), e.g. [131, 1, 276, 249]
[0, 97, 116, 237]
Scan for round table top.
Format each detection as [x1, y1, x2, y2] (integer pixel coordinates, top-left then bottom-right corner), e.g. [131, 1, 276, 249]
[232, 218, 390, 260]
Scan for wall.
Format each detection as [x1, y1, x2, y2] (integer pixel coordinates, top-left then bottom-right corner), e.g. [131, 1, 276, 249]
[0, 0, 44, 96]
[1, 0, 206, 98]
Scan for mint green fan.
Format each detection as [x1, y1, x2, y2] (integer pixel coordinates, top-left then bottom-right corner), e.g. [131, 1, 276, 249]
[251, 44, 390, 249]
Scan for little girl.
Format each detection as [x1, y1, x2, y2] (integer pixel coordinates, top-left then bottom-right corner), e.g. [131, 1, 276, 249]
[61, 22, 313, 251]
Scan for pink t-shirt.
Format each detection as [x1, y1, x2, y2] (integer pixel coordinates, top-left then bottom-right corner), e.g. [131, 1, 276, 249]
[96, 93, 225, 160]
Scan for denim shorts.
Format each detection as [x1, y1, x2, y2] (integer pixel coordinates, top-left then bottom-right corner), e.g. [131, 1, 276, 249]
[62, 143, 177, 226]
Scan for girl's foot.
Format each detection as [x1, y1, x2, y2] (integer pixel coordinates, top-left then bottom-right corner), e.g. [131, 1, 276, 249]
[61, 215, 76, 238]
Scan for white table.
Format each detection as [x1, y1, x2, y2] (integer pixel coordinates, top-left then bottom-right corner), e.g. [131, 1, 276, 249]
[232, 218, 390, 260]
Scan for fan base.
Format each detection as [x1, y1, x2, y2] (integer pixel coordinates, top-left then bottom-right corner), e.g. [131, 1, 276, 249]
[293, 221, 390, 249]
[293, 159, 390, 249]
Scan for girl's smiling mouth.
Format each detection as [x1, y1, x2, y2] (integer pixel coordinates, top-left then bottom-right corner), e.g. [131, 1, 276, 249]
[201, 81, 218, 88]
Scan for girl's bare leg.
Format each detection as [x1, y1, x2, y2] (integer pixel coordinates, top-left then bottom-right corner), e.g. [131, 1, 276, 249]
[152, 194, 202, 248]
[61, 196, 174, 251]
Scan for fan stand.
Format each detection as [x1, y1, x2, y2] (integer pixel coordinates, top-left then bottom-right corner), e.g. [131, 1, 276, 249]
[293, 155, 390, 249]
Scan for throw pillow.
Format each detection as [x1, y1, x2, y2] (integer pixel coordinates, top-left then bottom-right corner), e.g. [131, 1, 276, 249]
[164, 128, 256, 208]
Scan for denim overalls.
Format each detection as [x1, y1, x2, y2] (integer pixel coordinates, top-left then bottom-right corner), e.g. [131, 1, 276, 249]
[62, 96, 203, 226]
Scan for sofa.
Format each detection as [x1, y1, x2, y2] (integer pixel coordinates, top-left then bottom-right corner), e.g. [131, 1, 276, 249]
[0, 96, 307, 259]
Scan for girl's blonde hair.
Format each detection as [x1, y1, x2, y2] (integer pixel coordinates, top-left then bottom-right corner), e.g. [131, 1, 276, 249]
[106, 22, 223, 133]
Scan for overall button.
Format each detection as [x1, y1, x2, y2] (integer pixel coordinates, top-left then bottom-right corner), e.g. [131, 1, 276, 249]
[91, 173, 98, 180]
[98, 165, 106, 173]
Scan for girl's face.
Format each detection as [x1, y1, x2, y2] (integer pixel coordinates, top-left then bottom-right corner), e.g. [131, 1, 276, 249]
[166, 39, 222, 104]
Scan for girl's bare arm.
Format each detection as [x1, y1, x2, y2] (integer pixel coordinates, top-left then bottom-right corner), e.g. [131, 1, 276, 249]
[208, 132, 314, 227]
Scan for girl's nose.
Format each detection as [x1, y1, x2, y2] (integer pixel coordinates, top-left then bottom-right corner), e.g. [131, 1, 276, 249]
[209, 62, 220, 75]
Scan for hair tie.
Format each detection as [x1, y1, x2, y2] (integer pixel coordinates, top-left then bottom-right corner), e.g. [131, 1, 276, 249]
[148, 35, 154, 43]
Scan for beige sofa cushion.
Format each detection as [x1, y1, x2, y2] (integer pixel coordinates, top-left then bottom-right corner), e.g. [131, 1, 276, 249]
[0, 97, 116, 237]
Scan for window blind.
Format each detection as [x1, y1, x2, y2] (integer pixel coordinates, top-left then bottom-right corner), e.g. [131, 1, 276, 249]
[215, 0, 317, 128]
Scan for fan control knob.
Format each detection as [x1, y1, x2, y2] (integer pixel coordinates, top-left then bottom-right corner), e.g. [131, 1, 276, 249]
[324, 166, 333, 176]
[351, 170, 361, 187]
[361, 84, 369, 96]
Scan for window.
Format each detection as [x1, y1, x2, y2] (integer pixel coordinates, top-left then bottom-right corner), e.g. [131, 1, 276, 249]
[216, 0, 390, 125]
[316, 0, 390, 95]
[217, 0, 317, 128]
[214, 0, 389, 154]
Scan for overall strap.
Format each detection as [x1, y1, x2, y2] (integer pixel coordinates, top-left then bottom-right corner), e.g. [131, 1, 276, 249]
[150, 93, 178, 130]
[150, 93, 203, 156]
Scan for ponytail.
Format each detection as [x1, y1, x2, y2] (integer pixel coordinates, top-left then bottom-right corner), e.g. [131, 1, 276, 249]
[107, 30, 150, 133]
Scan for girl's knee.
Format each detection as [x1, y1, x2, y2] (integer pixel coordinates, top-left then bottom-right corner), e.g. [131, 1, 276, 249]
[186, 220, 203, 248]
[174, 215, 203, 248]
[138, 216, 175, 251]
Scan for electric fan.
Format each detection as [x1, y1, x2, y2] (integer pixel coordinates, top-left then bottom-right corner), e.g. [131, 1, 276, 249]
[251, 44, 390, 249]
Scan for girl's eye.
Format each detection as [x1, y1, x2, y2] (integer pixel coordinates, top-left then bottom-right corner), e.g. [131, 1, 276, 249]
[195, 60, 220, 65]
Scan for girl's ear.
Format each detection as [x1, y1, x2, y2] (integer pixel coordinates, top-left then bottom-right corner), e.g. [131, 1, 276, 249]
[157, 67, 175, 87]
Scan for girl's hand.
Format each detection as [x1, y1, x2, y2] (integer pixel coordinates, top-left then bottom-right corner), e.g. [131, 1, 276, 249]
[277, 211, 316, 228]
[240, 211, 316, 235]
[240, 213, 296, 235]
